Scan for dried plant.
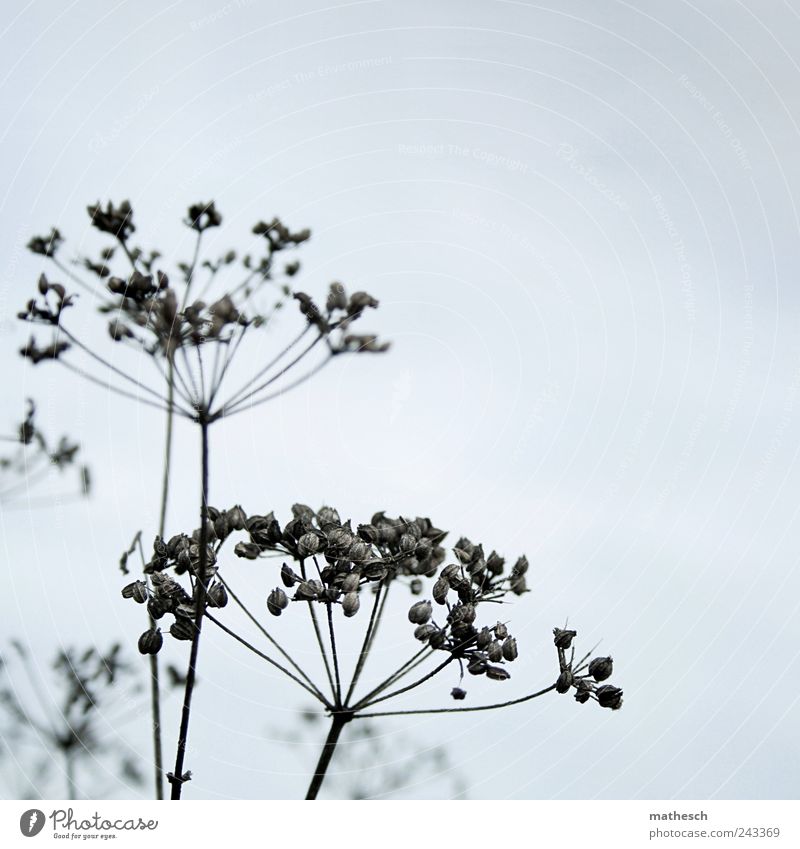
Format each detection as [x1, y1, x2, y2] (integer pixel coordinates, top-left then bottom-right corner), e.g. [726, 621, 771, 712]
[0, 400, 89, 508]
[124, 504, 623, 798]
[0, 641, 143, 799]
[20, 200, 387, 799]
[19, 199, 623, 801]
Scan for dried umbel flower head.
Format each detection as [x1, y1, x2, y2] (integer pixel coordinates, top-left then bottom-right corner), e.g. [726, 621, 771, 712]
[19, 200, 389, 425]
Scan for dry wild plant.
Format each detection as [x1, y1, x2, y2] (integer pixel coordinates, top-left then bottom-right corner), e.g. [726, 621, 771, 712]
[20, 200, 623, 800]
[124, 505, 623, 798]
[19, 200, 388, 799]
[0, 641, 144, 799]
[0, 400, 90, 508]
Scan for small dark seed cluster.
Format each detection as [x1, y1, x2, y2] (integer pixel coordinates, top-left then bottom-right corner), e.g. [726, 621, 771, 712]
[552, 627, 623, 710]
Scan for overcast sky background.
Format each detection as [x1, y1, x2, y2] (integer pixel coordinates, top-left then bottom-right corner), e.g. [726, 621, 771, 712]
[1, 0, 800, 800]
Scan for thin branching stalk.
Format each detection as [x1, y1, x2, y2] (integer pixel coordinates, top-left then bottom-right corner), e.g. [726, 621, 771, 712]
[214, 573, 328, 703]
[354, 683, 558, 719]
[204, 612, 331, 706]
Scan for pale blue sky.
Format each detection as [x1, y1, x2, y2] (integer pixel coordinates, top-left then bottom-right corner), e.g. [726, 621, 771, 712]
[1, 0, 799, 799]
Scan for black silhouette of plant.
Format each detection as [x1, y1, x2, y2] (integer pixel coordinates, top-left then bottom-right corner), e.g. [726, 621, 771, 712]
[20, 199, 623, 801]
[0, 641, 142, 799]
[0, 400, 90, 508]
[123, 504, 623, 798]
[20, 200, 387, 799]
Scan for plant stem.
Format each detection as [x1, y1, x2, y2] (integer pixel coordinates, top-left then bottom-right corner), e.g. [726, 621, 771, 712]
[305, 713, 350, 800]
[354, 683, 558, 719]
[169, 419, 210, 800]
[65, 750, 77, 800]
[148, 361, 175, 802]
[344, 581, 385, 706]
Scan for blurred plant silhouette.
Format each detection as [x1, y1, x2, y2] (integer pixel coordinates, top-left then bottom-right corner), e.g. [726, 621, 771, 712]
[0, 400, 90, 508]
[0, 641, 142, 799]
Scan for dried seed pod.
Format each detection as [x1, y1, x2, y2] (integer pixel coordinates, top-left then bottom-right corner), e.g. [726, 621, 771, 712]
[342, 592, 360, 617]
[206, 582, 228, 608]
[363, 561, 388, 580]
[429, 629, 447, 649]
[451, 687, 467, 700]
[341, 572, 360, 593]
[486, 665, 510, 681]
[476, 627, 493, 650]
[588, 656, 613, 682]
[467, 656, 488, 676]
[502, 637, 518, 662]
[487, 640, 503, 663]
[234, 541, 260, 560]
[440, 564, 460, 582]
[348, 541, 369, 563]
[414, 623, 438, 642]
[553, 628, 577, 649]
[294, 581, 319, 601]
[122, 580, 148, 604]
[595, 685, 623, 710]
[410, 578, 423, 596]
[399, 533, 416, 553]
[432, 577, 449, 605]
[494, 622, 508, 640]
[226, 505, 247, 530]
[460, 603, 476, 624]
[297, 532, 321, 558]
[556, 669, 574, 693]
[170, 618, 197, 641]
[268, 587, 289, 615]
[408, 600, 433, 624]
[486, 551, 505, 576]
[511, 555, 529, 577]
[138, 628, 163, 655]
[147, 596, 169, 620]
[281, 563, 298, 587]
[575, 679, 593, 704]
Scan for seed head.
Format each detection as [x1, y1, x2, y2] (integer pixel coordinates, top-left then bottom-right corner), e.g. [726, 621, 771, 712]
[595, 685, 623, 710]
[553, 627, 577, 650]
[502, 637, 518, 662]
[486, 665, 510, 681]
[342, 592, 360, 617]
[267, 587, 289, 616]
[408, 600, 432, 625]
[138, 628, 163, 655]
[588, 656, 613, 682]
[122, 580, 148, 604]
[556, 669, 574, 693]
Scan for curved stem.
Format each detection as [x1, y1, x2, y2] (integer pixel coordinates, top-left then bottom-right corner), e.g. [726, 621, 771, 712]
[354, 683, 558, 719]
[359, 656, 455, 710]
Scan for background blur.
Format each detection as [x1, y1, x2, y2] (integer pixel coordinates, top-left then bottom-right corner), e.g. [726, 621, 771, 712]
[1, 0, 799, 799]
